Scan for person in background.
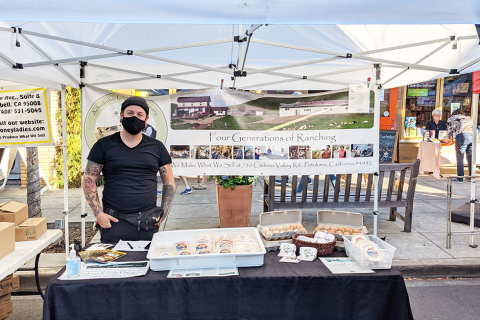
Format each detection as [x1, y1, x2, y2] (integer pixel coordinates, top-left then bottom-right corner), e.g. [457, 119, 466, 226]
[447, 109, 473, 183]
[322, 145, 331, 159]
[426, 109, 447, 139]
[193, 176, 209, 190]
[354, 146, 361, 157]
[338, 146, 346, 158]
[365, 144, 373, 157]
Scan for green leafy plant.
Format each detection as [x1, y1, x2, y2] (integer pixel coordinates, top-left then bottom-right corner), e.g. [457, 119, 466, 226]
[209, 175, 257, 190]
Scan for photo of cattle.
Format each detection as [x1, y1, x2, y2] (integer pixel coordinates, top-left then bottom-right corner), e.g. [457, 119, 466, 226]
[170, 145, 190, 159]
[211, 145, 233, 159]
[170, 89, 374, 131]
[289, 146, 312, 160]
[191, 145, 210, 159]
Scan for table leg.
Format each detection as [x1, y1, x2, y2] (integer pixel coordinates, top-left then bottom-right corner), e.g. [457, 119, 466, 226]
[35, 253, 44, 300]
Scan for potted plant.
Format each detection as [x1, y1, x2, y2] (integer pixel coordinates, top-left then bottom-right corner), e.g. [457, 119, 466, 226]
[210, 176, 257, 228]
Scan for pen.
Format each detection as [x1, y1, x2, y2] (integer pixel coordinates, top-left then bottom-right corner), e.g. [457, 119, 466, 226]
[127, 242, 134, 249]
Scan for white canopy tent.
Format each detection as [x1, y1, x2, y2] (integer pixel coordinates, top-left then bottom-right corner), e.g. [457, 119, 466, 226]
[2, 0, 480, 251]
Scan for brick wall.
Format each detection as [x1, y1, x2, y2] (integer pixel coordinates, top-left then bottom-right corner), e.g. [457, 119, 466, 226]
[20, 90, 61, 187]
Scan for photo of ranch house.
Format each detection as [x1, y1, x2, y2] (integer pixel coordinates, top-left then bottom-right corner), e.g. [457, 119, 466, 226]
[278, 100, 348, 117]
[170, 145, 190, 159]
[289, 146, 311, 160]
[175, 96, 212, 119]
[170, 90, 374, 131]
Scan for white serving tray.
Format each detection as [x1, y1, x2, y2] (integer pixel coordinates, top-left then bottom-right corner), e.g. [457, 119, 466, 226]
[147, 227, 266, 271]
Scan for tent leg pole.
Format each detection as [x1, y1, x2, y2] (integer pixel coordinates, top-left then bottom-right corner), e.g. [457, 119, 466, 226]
[61, 85, 69, 258]
[470, 93, 478, 248]
[373, 174, 379, 237]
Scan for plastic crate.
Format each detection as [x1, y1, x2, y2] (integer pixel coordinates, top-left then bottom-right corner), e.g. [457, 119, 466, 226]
[343, 235, 396, 269]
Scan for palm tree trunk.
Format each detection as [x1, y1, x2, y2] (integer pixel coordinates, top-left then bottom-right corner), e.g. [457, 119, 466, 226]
[26, 147, 42, 218]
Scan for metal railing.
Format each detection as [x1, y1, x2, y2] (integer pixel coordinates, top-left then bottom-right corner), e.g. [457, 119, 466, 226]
[446, 175, 480, 249]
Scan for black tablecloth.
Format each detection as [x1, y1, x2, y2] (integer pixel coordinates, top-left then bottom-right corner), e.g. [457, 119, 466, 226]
[43, 251, 413, 320]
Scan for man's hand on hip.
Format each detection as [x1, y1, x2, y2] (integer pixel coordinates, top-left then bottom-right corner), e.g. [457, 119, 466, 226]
[96, 212, 119, 228]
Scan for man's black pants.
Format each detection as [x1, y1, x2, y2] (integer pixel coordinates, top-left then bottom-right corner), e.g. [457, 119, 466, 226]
[100, 219, 158, 244]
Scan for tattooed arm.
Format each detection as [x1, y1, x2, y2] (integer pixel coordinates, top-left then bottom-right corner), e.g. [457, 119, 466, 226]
[83, 160, 118, 228]
[159, 163, 175, 225]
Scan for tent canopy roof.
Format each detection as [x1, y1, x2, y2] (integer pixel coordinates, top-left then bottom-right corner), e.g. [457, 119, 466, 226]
[2, 0, 480, 24]
[1, 2, 480, 90]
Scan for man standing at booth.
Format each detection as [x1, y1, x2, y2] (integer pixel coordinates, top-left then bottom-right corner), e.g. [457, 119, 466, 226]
[447, 109, 473, 183]
[83, 97, 175, 243]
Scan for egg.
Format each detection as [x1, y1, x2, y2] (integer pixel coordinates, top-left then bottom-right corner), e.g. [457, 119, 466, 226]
[297, 224, 303, 229]
[337, 231, 343, 235]
[300, 228, 307, 234]
[270, 226, 276, 231]
[353, 229, 361, 234]
[293, 228, 298, 232]
[286, 228, 292, 232]
[262, 227, 269, 234]
[331, 226, 338, 231]
[329, 228, 336, 233]
[323, 225, 331, 231]
[290, 224, 297, 229]
[271, 229, 278, 234]
[278, 226, 284, 231]
[345, 227, 353, 233]
[284, 225, 290, 230]
[317, 225, 323, 230]
[265, 231, 273, 238]
[339, 227, 346, 232]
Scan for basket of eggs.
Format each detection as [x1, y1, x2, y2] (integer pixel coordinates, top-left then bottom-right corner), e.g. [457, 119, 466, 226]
[292, 233, 336, 256]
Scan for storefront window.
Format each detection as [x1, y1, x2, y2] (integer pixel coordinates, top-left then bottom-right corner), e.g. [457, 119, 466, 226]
[404, 80, 436, 137]
[380, 89, 391, 117]
[442, 74, 472, 120]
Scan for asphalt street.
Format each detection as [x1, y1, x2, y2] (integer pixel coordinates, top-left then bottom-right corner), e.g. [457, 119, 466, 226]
[10, 278, 480, 320]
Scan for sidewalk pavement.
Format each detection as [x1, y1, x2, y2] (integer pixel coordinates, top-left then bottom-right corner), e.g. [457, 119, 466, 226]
[2, 174, 480, 292]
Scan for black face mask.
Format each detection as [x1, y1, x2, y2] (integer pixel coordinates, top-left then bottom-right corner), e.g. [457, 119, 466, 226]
[122, 116, 145, 135]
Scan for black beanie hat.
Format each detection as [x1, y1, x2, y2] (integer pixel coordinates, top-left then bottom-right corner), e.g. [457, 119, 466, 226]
[121, 96, 149, 115]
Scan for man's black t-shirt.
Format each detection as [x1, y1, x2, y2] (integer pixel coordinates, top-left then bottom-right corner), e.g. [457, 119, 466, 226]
[87, 132, 172, 214]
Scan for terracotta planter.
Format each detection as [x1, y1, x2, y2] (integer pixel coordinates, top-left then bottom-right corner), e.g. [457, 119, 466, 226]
[216, 185, 253, 228]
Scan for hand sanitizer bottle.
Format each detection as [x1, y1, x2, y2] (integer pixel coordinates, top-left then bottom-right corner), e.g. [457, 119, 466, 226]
[66, 244, 81, 277]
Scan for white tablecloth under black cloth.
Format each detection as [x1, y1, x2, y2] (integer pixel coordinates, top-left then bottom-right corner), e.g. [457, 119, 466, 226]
[42, 251, 413, 320]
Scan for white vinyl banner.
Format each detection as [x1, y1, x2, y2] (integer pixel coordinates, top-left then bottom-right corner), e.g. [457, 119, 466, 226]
[0, 88, 53, 147]
[82, 86, 380, 175]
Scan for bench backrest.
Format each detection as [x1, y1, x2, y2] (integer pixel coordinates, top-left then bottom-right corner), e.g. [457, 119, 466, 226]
[264, 159, 420, 211]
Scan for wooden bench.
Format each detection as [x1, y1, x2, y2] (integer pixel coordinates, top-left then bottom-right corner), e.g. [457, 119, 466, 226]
[263, 159, 420, 232]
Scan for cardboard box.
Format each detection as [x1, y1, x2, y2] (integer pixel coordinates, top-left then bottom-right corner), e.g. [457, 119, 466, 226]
[0, 294, 11, 308]
[0, 223, 15, 260]
[0, 276, 19, 296]
[0, 301, 12, 319]
[15, 217, 47, 241]
[0, 201, 28, 226]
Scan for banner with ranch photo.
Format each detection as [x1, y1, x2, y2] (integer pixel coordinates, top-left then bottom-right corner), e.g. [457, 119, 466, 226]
[82, 86, 380, 175]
